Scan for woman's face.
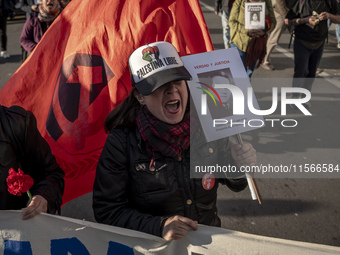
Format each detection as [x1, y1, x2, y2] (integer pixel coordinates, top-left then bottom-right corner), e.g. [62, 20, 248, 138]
[212, 75, 232, 104]
[253, 13, 258, 21]
[42, 0, 59, 12]
[135, 80, 188, 124]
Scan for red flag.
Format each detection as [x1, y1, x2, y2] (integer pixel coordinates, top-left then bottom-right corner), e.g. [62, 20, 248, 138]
[0, 0, 213, 204]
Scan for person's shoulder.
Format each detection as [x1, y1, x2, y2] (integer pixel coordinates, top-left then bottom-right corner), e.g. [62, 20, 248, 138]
[5, 105, 28, 117]
[108, 126, 135, 142]
[27, 11, 39, 24]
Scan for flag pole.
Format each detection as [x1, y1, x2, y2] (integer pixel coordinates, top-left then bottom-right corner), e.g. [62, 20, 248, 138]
[235, 134, 262, 204]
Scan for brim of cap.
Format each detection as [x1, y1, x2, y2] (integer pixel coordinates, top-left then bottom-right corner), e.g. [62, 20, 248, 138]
[135, 66, 192, 96]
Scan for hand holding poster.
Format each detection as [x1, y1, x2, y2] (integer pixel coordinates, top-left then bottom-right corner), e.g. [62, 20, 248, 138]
[183, 48, 263, 202]
[245, 2, 266, 29]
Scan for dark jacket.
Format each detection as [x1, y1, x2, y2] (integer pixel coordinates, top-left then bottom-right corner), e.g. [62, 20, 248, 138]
[286, 0, 340, 42]
[20, 12, 45, 53]
[93, 126, 247, 237]
[0, 105, 64, 213]
[19, 9, 59, 53]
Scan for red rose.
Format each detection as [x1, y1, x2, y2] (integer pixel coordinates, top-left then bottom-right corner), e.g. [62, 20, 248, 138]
[6, 168, 34, 196]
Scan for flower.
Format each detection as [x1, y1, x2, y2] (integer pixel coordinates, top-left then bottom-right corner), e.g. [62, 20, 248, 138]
[6, 168, 34, 199]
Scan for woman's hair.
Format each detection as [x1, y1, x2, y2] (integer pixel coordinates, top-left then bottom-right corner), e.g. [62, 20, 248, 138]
[104, 87, 140, 133]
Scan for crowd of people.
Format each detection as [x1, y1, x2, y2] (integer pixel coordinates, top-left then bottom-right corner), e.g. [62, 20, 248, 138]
[0, 0, 70, 60]
[214, 0, 340, 108]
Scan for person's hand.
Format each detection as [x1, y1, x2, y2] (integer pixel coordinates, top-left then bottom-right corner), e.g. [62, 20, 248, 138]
[22, 195, 48, 220]
[231, 143, 257, 168]
[319, 12, 331, 21]
[31, 5, 38, 12]
[248, 29, 257, 37]
[248, 29, 265, 38]
[309, 15, 318, 26]
[162, 215, 198, 240]
[255, 29, 266, 37]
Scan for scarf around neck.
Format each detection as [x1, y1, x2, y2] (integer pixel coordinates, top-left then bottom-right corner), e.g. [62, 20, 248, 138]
[245, 14, 272, 69]
[38, 4, 60, 23]
[136, 107, 190, 165]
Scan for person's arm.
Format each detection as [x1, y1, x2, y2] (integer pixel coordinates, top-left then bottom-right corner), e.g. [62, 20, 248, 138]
[93, 130, 167, 237]
[265, 0, 277, 34]
[275, 0, 290, 19]
[229, 0, 248, 35]
[319, 12, 340, 23]
[20, 17, 38, 53]
[7, 106, 64, 218]
[285, 15, 319, 26]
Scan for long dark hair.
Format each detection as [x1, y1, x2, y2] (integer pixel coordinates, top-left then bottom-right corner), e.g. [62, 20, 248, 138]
[104, 87, 140, 133]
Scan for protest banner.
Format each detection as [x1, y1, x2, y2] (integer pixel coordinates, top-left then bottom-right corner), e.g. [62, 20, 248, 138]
[0, 0, 213, 204]
[1, 211, 339, 254]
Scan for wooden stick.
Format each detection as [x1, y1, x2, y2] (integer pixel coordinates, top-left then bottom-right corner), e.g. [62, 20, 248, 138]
[235, 134, 262, 204]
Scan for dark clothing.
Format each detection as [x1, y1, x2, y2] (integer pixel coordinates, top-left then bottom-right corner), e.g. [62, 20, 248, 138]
[1, 0, 15, 51]
[20, 12, 46, 53]
[93, 127, 247, 237]
[286, 0, 339, 92]
[286, 0, 340, 42]
[292, 37, 324, 90]
[215, 0, 230, 12]
[0, 105, 64, 213]
[0, 10, 8, 51]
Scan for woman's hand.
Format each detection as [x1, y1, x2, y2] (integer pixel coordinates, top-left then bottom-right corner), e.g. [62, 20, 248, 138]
[22, 195, 48, 220]
[162, 215, 198, 240]
[231, 143, 257, 168]
[248, 29, 265, 38]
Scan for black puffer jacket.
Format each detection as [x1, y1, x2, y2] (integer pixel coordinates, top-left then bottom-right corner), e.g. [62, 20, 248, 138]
[0, 105, 64, 213]
[93, 127, 247, 237]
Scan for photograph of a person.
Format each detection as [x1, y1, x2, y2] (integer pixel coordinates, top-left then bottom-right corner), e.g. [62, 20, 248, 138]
[197, 68, 235, 119]
[245, 2, 266, 29]
[250, 12, 261, 27]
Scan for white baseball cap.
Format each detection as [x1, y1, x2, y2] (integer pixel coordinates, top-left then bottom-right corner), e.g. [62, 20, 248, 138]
[128, 41, 192, 95]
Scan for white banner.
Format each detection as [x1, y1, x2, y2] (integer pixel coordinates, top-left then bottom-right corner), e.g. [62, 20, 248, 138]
[0, 211, 339, 255]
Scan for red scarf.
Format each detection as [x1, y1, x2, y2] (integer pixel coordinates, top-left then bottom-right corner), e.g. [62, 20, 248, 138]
[136, 107, 190, 167]
[245, 15, 272, 69]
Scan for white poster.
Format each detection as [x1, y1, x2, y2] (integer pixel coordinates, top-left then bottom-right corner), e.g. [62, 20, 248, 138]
[182, 48, 264, 142]
[245, 2, 266, 29]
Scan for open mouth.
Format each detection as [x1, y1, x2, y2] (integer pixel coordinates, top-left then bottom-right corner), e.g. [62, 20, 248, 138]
[165, 100, 180, 114]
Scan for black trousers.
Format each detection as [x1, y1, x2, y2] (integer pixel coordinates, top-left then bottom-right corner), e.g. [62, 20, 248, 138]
[0, 11, 9, 51]
[292, 37, 325, 94]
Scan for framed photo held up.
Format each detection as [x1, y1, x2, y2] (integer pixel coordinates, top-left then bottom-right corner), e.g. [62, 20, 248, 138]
[245, 2, 266, 29]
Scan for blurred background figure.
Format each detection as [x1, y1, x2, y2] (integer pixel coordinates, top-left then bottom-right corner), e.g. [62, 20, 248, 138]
[0, 0, 16, 59]
[15, 0, 40, 19]
[261, 0, 292, 71]
[59, 0, 70, 8]
[285, 0, 340, 107]
[19, 0, 60, 57]
[229, 0, 276, 78]
[215, 0, 233, 49]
